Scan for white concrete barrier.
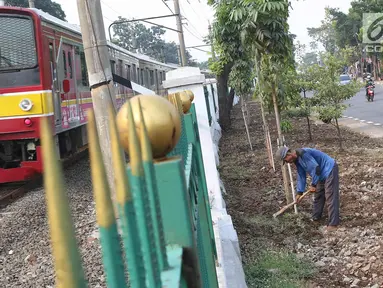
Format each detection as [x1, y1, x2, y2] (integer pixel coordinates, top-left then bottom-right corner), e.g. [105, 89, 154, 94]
[163, 67, 247, 288]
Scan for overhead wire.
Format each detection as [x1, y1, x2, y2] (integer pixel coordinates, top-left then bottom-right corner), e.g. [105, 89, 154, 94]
[100, 0, 133, 19]
[160, 0, 175, 14]
[179, 5, 204, 39]
[188, 47, 210, 53]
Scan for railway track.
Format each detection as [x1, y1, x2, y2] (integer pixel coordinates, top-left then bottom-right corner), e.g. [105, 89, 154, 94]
[0, 146, 89, 208]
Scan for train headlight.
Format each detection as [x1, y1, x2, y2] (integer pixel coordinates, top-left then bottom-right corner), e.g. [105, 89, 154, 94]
[19, 99, 33, 112]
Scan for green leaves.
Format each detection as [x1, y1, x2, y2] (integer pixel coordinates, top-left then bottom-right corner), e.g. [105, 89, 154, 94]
[308, 48, 363, 125]
[5, 0, 66, 20]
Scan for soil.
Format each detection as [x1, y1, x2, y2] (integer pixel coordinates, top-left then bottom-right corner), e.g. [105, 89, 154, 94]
[219, 101, 383, 288]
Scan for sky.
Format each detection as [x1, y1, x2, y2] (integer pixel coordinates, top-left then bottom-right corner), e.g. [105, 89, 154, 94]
[54, 0, 353, 62]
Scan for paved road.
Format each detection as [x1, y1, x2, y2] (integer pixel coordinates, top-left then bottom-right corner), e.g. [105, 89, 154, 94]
[343, 85, 383, 125]
[301, 85, 383, 138]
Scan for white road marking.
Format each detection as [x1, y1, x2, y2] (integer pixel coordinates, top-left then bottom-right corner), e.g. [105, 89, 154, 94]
[340, 115, 383, 127]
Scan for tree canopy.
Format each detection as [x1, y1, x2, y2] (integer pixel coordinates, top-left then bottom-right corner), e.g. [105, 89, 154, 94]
[5, 0, 66, 20]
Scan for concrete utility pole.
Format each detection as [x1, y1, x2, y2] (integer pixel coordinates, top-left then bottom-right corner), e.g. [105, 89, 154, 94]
[28, 0, 35, 8]
[77, 0, 117, 199]
[173, 0, 187, 66]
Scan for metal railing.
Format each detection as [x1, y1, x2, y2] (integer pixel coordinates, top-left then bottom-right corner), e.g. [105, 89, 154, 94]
[40, 91, 218, 287]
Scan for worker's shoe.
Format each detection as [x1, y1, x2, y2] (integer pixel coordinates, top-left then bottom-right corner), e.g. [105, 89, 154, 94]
[311, 217, 321, 222]
[326, 225, 338, 232]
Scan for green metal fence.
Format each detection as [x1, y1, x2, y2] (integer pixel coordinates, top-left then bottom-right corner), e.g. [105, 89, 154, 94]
[40, 91, 219, 288]
[203, 86, 213, 126]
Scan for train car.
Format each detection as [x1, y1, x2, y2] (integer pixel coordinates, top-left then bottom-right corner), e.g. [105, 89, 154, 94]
[0, 7, 178, 184]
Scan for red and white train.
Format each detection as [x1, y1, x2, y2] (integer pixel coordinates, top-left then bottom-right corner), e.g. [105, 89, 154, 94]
[0, 6, 178, 184]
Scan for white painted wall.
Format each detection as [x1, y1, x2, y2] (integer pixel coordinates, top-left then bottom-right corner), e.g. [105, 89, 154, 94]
[163, 67, 247, 288]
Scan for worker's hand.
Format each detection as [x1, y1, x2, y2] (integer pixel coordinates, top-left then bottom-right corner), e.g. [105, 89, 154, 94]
[309, 186, 316, 193]
[296, 194, 303, 204]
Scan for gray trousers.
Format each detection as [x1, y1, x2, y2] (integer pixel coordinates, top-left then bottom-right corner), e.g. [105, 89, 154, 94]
[312, 162, 340, 226]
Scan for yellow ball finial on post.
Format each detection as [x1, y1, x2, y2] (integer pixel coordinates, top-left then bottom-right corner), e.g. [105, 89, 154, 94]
[116, 95, 181, 159]
[185, 90, 194, 102]
[178, 91, 192, 113]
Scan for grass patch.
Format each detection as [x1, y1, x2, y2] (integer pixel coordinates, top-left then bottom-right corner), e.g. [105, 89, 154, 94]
[245, 250, 316, 288]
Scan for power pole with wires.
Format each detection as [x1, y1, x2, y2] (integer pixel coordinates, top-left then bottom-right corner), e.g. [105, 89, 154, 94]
[77, 0, 117, 199]
[173, 0, 187, 66]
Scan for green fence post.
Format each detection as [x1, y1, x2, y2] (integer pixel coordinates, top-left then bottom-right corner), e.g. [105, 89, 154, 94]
[87, 110, 127, 288]
[40, 118, 87, 288]
[203, 86, 212, 126]
[123, 100, 162, 287]
[184, 105, 219, 287]
[187, 104, 217, 258]
[109, 106, 147, 288]
[210, 84, 217, 114]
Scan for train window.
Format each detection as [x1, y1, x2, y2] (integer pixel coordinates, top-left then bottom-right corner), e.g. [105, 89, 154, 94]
[126, 64, 131, 80]
[49, 44, 54, 64]
[79, 51, 89, 87]
[140, 69, 144, 85]
[150, 70, 154, 86]
[118, 60, 123, 76]
[132, 64, 136, 81]
[155, 69, 158, 85]
[63, 51, 67, 78]
[110, 60, 115, 75]
[68, 51, 73, 79]
[137, 67, 140, 83]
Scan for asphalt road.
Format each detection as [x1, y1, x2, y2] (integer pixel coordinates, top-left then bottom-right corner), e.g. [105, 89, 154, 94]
[302, 85, 383, 125]
[343, 85, 383, 125]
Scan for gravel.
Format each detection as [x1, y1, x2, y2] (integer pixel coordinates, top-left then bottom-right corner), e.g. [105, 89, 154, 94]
[0, 157, 105, 287]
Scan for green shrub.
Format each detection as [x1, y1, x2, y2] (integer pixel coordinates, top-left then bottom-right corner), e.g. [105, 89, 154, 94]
[281, 119, 293, 133]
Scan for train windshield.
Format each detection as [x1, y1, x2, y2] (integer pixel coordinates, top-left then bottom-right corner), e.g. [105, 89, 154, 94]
[0, 14, 40, 88]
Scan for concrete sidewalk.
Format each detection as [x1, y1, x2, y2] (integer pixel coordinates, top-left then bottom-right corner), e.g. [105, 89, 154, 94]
[338, 117, 383, 138]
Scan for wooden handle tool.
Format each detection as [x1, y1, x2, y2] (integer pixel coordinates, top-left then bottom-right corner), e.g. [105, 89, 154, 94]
[273, 190, 311, 218]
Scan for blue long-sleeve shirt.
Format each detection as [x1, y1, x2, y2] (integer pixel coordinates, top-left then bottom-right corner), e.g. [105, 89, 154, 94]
[295, 148, 335, 194]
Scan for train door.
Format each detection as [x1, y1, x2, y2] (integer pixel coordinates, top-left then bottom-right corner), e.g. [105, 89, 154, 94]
[57, 42, 78, 126]
[47, 39, 61, 125]
[63, 43, 78, 122]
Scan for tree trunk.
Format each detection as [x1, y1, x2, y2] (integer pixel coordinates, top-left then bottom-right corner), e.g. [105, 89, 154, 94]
[306, 116, 312, 141]
[228, 88, 235, 112]
[303, 90, 312, 141]
[260, 100, 274, 169]
[217, 63, 233, 131]
[335, 118, 343, 151]
[241, 96, 252, 150]
[272, 88, 292, 204]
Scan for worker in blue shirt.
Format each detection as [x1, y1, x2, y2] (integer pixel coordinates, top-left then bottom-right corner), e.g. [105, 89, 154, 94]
[276, 146, 340, 231]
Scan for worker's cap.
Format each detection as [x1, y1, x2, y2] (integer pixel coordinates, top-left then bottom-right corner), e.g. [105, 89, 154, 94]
[276, 146, 289, 163]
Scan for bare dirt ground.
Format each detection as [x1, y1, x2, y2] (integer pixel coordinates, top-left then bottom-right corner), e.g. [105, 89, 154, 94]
[219, 101, 383, 288]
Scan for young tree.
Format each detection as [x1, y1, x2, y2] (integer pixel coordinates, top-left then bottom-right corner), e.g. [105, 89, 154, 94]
[208, 0, 244, 130]
[311, 48, 362, 150]
[295, 67, 317, 140]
